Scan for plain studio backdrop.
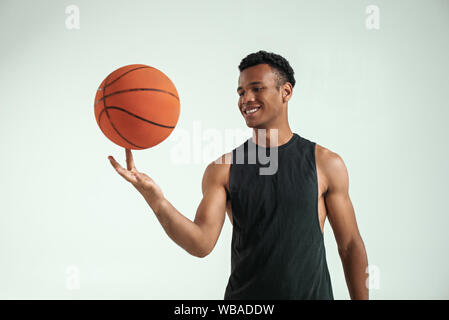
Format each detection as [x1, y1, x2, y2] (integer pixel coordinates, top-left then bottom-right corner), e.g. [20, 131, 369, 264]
[0, 0, 448, 299]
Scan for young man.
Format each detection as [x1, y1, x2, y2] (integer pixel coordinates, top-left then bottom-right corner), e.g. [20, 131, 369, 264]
[108, 50, 369, 300]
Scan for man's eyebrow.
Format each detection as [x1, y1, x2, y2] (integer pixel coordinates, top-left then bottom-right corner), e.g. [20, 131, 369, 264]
[237, 81, 263, 92]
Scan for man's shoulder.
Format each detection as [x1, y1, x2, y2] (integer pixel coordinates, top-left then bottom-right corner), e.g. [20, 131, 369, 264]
[315, 143, 345, 170]
[211, 152, 233, 166]
[315, 143, 348, 190]
[202, 152, 232, 186]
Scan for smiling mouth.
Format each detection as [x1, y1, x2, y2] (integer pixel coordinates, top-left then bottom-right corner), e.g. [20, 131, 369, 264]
[244, 106, 261, 116]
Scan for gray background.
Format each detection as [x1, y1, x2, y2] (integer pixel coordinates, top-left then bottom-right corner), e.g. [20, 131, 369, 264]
[0, 0, 448, 299]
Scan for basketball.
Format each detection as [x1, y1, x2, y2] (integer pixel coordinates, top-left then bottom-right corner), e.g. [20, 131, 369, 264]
[94, 64, 180, 150]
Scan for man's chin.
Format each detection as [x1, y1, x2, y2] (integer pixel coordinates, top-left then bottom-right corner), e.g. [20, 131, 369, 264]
[245, 121, 264, 129]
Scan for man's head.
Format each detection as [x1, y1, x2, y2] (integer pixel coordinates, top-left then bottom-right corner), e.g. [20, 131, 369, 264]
[237, 50, 295, 129]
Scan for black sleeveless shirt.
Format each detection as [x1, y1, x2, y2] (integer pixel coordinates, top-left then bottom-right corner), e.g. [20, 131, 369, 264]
[224, 133, 333, 300]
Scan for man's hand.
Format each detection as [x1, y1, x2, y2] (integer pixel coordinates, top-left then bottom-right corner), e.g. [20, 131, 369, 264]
[108, 148, 165, 212]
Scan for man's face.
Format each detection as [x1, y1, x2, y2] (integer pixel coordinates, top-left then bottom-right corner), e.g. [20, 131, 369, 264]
[237, 63, 283, 128]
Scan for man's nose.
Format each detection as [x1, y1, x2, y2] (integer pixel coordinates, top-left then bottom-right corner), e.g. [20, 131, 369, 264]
[242, 91, 256, 105]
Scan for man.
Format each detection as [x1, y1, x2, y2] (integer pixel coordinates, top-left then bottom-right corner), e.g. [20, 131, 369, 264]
[108, 50, 369, 300]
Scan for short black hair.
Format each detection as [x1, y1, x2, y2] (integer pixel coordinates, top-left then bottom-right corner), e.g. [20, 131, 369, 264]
[238, 50, 296, 89]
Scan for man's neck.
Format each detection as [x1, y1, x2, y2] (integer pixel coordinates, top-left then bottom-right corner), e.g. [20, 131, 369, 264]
[251, 127, 293, 148]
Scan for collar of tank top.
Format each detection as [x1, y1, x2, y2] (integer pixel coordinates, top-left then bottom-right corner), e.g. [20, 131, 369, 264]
[248, 132, 298, 150]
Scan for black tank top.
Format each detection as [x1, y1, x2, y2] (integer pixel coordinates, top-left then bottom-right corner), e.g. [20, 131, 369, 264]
[224, 133, 333, 300]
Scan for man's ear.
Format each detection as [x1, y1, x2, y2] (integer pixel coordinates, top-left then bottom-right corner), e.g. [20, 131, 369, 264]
[282, 83, 292, 101]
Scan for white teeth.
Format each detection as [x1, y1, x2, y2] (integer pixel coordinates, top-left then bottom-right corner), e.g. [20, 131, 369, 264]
[245, 107, 260, 114]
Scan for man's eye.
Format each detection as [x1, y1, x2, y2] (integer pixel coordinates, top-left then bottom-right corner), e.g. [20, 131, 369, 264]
[238, 87, 262, 96]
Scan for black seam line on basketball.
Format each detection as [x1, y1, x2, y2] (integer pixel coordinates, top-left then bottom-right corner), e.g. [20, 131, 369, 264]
[98, 111, 144, 150]
[101, 107, 146, 149]
[95, 88, 179, 107]
[102, 66, 151, 89]
[102, 75, 145, 149]
[98, 106, 176, 129]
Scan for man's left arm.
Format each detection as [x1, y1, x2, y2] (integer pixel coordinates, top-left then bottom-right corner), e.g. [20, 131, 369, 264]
[320, 150, 369, 300]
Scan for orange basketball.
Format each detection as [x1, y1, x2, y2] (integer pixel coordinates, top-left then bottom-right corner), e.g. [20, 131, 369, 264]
[94, 64, 180, 150]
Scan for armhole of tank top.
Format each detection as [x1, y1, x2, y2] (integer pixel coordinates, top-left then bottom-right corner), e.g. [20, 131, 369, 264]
[312, 142, 325, 239]
[227, 150, 234, 201]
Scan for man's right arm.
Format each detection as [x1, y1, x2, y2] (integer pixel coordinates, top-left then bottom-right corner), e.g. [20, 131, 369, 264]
[150, 155, 229, 258]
